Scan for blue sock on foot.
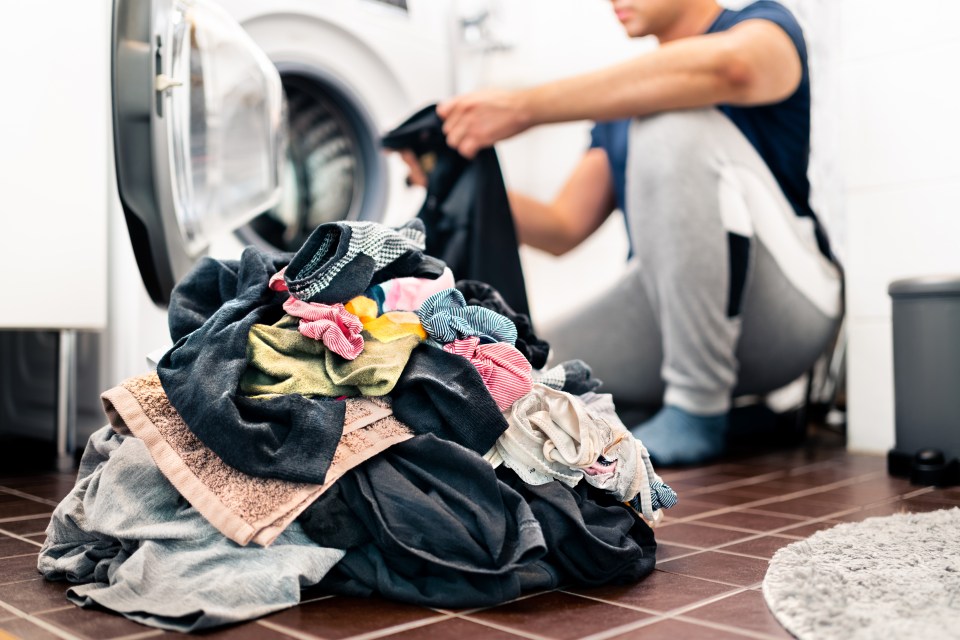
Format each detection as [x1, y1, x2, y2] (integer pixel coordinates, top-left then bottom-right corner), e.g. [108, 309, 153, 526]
[631, 405, 728, 466]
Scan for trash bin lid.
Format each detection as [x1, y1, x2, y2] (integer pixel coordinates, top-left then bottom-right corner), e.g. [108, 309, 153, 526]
[889, 274, 960, 298]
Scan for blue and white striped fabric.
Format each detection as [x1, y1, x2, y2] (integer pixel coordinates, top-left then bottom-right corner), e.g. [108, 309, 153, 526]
[417, 289, 518, 345]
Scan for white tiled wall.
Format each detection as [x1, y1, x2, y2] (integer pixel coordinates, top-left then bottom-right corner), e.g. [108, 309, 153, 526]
[840, 1, 960, 453]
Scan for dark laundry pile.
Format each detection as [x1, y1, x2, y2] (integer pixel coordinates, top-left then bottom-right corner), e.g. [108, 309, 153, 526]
[37, 109, 677, 633]
[38, 218, 676, 631]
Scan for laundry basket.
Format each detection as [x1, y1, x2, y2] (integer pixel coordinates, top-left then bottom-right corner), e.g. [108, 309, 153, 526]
[887, 275, 960, 486]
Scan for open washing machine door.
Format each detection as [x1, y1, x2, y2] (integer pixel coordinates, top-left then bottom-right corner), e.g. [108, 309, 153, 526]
[113, 0, 287, 306]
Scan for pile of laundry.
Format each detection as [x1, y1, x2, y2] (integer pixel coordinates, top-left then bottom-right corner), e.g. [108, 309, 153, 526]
[38, 219, 676, 632]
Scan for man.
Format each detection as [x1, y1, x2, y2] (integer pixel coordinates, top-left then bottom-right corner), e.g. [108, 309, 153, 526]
[404, 0, 842, 465]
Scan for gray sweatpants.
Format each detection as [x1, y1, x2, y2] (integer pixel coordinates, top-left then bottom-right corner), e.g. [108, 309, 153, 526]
[543, 108, 842, 416]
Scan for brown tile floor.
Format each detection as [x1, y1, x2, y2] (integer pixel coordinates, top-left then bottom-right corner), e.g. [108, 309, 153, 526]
[1, 430, 956, 640]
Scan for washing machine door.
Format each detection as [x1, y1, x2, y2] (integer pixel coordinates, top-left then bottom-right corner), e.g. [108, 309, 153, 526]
[112, 0, 286, 306]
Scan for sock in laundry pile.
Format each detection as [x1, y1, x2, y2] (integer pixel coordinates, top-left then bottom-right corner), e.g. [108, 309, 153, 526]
[364, 312, 428, 343]
[283, 219, 446, 304]
[343, 296, 427, 342]
[390, 344, 509, 455]
[372, 266, 457, 312]
[281, 297, 365, 360]
[417, 288, 518, 345]
[158, 247, 347, 485]
[344, 295, 379, 323]
[442, 336, 533, 411]
[242, 317, 421, 398]
[631, 404, 728, 466]
[456, 279, 550, 368]
[531, 359, 603, 395]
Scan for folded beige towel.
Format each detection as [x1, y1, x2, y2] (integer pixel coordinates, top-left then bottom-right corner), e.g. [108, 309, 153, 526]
[101, 373, 413, 547]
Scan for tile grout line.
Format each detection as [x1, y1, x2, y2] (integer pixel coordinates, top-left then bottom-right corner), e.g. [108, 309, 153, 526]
[29, 607, 74, 616]
[573, 614, 664, 640]
[0, 600, 83, 640]
[575, 582, 780, 640]
[455, 614, 556, 640]
[0, 514, 53, 525]
[109, 631, 165, 640]
[669, 470, 792, 495]
[671, 614, 786, 640]
[654, 472, 887, 527]
[561, 581, 748, 618]
[258, 620, 326, 640]
[0, 528, 46, 548]
[651, 563, 766, 590]
[654, 488, 943, 584]
[554, 590, 661, 617]
[668, 471, 892, 525]
[0, 488, 61, 508]
[338, 613, 458, 640]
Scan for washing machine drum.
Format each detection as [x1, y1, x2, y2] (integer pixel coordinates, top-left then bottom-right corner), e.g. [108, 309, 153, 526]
[112, 0, 384, 307]
[238, 71, 387, 254]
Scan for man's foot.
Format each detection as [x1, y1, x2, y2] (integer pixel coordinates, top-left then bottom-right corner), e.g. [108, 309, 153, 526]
[630, 405, 728, 466]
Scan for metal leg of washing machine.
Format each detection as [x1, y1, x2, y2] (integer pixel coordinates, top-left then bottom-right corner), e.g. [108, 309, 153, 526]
[56, 329, 77, 472]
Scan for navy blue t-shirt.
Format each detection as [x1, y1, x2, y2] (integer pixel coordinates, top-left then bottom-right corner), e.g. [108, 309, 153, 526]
[591, 1, 830, 257]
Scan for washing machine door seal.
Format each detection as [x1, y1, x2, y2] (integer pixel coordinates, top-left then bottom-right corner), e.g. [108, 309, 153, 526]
[112, 0, 286, 306]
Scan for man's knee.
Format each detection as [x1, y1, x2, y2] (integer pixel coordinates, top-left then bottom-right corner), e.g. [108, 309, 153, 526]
[628, 108, 731, 176]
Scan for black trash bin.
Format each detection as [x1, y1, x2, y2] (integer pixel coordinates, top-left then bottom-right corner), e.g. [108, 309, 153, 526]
[887, 275, 960, 486]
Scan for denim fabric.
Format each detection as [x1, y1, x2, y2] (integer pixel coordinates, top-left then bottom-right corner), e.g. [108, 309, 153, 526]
[39, 427, 344, 632]
[304, 434, 548, 607]
[158, 247, 347, 484]
[456, 279, 550, 369]
[389, 344, 509, 455]
[497, 466, 658, 587]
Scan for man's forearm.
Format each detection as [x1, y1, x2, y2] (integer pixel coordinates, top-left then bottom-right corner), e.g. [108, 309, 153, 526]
[517, 32, 754, 126]
[508, 192, 579, 256]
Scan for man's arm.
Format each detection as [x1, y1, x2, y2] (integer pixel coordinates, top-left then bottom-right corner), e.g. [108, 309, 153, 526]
[509, 148, 616, 256]
[441, 20, 802, 158]
[398, 148, 616, 256]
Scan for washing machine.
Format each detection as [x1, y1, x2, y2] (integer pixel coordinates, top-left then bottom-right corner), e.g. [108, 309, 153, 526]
[106, 0, 472, 390]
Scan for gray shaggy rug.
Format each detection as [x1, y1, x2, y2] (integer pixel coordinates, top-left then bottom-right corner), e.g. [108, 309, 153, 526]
[763, 507, 960, 639]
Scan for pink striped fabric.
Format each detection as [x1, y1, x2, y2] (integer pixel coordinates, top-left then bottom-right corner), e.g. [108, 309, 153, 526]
[269, 268, 288, 292]
[282, 297, 365, 360]
[443, 336, 533, 411]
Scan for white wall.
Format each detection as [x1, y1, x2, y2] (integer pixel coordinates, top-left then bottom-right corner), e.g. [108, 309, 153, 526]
[0, 2, 110, 330]
[839, 0, 960, 453]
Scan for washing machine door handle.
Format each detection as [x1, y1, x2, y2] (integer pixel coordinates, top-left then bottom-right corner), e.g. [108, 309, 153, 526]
[112, 0, 286, 306]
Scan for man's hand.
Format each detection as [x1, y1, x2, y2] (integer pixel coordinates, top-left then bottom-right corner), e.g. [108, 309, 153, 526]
[437, 89, 533, 159]
[397, 150, 428, 188]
